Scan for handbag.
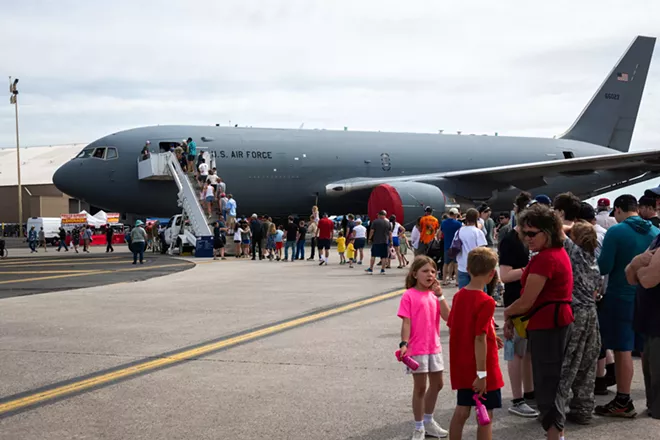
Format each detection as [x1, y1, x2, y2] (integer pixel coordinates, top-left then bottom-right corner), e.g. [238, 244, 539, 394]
[447, 228, 463, 260]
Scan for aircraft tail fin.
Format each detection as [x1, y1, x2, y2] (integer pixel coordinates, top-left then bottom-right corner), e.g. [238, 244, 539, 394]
[560, 35, 655, 152]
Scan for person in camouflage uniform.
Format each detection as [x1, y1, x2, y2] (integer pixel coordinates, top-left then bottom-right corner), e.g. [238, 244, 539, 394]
[558, 222, 603, 424]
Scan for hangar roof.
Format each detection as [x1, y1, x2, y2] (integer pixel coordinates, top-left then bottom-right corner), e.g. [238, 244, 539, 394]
[0, 144, 86, 187]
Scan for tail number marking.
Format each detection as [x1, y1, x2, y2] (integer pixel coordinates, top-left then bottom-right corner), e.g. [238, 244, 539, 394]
[604, 93, 620, 100]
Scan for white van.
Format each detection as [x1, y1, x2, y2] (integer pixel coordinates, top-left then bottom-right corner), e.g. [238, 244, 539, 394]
[26, 217, 62, 244]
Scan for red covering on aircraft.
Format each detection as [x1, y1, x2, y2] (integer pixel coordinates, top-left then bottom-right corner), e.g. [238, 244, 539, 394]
[368, 184, 405, 223]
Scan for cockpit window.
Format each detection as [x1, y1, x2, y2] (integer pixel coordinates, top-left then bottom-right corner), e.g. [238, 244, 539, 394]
[76, 148, 95, 159]
[93, 147, 106, 159]
[75, 146, 118, 160]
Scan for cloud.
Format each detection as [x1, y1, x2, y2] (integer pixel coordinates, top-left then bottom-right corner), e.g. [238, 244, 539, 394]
[1, 0, 659, 149]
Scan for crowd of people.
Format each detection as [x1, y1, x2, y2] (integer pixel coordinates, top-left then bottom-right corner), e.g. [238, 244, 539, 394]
[394, 184, 660, 440]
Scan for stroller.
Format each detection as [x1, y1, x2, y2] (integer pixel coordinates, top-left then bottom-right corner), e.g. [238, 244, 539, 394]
[424, 238, 444, 279]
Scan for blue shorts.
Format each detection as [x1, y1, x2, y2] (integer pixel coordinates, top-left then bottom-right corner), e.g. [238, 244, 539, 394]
[456, 389, 502, 410]
[598, 294, 643, 352]
[354, 238, 366, 249]
[205, 196, 214, 203]
[458, 271, 471, 289]
[371, 243, 389, 258]
[444, 248, 455, 264]
[392, 237, 400, 247]
[241, 239, 250, 245]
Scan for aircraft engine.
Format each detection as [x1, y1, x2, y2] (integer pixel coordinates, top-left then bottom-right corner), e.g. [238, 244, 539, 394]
[367, 182, 447, 226]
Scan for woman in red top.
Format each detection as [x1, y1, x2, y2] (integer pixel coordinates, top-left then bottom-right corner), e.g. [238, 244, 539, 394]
[504, 204, 574, 440]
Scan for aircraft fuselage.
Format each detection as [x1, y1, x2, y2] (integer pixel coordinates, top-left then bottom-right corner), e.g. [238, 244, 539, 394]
[53, 125, 644, 219]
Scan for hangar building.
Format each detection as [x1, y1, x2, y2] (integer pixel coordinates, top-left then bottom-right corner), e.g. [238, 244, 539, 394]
[0, 144, 91, 225]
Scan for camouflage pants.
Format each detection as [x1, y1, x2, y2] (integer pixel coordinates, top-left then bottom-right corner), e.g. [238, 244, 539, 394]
[557, 306, 601, 420]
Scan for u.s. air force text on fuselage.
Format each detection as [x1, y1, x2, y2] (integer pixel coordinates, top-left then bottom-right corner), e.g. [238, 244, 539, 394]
[218, 150, 273, 159]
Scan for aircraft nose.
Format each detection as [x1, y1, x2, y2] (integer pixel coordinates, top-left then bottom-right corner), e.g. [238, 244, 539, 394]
[53, 162, 79, 198]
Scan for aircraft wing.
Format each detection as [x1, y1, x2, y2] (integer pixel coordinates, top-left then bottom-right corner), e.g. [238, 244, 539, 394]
[326, 149, 660, 195]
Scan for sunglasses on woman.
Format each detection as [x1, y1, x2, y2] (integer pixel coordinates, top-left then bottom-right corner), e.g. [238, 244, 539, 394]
[522, 229, 542, 238]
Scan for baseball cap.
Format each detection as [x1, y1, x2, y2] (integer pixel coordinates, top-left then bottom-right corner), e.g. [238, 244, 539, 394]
[534, 195, 552, 206]
[597, 198, 611, 207]
[645, 185, 660, 197]
[449, 208, 459, 215]
[424, 206, 433, 212]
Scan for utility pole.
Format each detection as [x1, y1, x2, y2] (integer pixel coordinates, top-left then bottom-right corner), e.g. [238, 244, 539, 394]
[9, 77, 22, 237]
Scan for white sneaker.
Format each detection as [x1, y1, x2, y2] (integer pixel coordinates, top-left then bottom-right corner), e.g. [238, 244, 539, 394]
[411, 428, 425, 440]
[424, 419, 448, 438]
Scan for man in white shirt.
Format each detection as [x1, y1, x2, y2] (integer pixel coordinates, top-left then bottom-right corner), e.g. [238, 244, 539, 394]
[595, 198, 617, 230]
[350, 219, 367, 264]
[198, 159, 209, 185]
[456, 208, 488, 289]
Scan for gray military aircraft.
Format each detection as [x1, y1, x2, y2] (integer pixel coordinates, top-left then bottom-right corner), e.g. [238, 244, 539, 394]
[54, 35, 660, 225]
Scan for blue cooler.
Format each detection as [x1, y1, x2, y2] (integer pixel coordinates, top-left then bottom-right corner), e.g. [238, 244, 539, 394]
[195, 235, 214, 258]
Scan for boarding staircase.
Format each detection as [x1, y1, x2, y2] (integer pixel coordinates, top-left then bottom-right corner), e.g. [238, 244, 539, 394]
[137, 151, 213, 244]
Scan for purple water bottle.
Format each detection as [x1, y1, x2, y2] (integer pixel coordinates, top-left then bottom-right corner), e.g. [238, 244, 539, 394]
[395, 350, 419, 371]
[473, 394, 491, 425]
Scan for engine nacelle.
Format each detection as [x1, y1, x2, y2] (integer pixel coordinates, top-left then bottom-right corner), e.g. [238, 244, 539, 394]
[367, 182, 447, 227]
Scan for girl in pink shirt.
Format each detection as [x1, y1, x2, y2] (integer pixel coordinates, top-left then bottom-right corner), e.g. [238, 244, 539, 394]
[397, 256, 451, 440]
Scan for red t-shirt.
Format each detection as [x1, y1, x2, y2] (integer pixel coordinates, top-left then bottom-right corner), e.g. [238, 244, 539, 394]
[447, 289, 504, 391]
[521, 247, 574, 331]
[318, 218, 334, 240]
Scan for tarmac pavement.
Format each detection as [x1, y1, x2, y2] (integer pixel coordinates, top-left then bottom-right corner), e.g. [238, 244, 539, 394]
[0, 254, 656, 439]
[0, 245, 193, 298]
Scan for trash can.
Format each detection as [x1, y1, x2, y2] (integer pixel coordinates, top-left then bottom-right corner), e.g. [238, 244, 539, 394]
[195, 235, 214, 258]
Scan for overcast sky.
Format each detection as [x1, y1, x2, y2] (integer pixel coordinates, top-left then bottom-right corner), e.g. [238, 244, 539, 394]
[1, 1, 659, 195]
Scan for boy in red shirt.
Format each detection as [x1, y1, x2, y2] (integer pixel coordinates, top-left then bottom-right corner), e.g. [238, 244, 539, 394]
[447, 247, 504, 440]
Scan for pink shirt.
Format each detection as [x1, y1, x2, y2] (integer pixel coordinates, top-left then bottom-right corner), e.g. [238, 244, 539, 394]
[397, 288, 442, 356]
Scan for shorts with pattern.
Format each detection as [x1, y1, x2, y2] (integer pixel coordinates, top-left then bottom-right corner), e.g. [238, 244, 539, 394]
[406, 353, 444, 374]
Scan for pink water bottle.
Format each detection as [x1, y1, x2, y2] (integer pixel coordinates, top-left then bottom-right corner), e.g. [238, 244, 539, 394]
[473, 394, 491, 425]
[395, 350, 419, 371]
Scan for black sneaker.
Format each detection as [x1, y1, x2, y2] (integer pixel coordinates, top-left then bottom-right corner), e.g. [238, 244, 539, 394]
[594, 377, 610, 396]
[594, 398, 637, 418]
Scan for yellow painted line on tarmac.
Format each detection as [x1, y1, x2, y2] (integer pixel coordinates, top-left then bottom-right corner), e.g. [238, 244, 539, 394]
[0, 288, 405, 416]
[0, 270, 100, 275]
[0, 263, 192, 285]
[0, 260, 150, 268]
[0, 257, 123, 266]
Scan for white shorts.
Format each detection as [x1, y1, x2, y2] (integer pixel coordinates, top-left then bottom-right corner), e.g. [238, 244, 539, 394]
[406, 353, 444, 374]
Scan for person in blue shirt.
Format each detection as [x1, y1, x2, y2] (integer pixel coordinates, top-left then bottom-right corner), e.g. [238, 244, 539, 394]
[440, 208, 463, 285]
[186, 137, 197, 173]
[596, 194, 660, 418]
[28, 226, 38, 253]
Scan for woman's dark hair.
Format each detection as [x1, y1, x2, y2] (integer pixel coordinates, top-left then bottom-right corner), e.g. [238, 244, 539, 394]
[518, 204, 564, 249]
[514, 191, 533, 213]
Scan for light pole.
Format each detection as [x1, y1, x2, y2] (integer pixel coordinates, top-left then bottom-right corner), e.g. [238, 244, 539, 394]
[9, 77, 22, 237]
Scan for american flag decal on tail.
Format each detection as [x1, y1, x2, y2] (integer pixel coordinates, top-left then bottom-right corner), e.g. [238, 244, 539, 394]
[617, 72, 629, 82]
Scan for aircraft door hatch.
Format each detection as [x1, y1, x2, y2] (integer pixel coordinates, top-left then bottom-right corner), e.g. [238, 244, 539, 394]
[381, 153, 391, 171]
